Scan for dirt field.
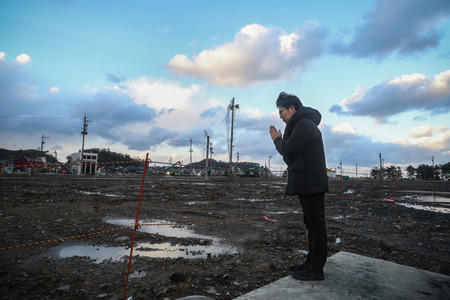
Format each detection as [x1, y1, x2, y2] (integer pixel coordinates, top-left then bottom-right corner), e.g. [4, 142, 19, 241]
[0, 174, 449, 299]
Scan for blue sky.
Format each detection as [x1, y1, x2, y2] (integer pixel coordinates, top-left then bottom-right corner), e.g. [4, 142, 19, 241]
[1, 0, 449, 175]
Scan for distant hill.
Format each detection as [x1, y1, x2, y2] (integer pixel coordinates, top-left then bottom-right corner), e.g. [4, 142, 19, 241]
[0, 148, 58, 164]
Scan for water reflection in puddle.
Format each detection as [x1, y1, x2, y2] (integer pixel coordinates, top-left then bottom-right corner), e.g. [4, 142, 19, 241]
[56, 218, 238, 262]
[400, 195, 450, 203]
[80, 191, 123, 197]
[106, 218, 212, 239]
[397, 194, 450, 214]
[58, 241, 237, 262]
[129, 270, 147, 279]
[396, 202, 450, 214]
[268, 210, 300, 215]
[185, 201, 209, 206]
[235, 198, 276, 202]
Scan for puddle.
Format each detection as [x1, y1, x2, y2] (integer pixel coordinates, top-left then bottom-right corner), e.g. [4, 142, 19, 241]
[398, 190, 450, 195]
[129, 270, 147, 279]
[397, 202, 450, 214]
[400, 195, 450, 203]
[106, 218, 212, 240]
[80, 191, 123, 197]
[235, 198, 276, 202]
[344, 189, 355, 194]
[268, 210, 300, 215]
[258, 183, 285, 186]
[185, 201, 209, 206]
[58, 241, 237, 262]
[55, 218, 238, 262]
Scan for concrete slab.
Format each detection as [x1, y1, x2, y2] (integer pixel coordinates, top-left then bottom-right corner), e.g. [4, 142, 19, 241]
[234, 251, 449, 300]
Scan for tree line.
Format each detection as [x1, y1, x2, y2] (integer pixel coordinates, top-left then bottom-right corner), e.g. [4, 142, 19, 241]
[66, 148, 138, 164]
[371, 162, 450, 180]
[0, 148, 58, 164]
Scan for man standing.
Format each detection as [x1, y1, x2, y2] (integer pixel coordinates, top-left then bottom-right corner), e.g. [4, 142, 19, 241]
[269, 92, 328, 281]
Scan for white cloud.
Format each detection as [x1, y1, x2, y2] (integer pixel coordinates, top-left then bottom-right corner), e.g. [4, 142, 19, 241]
[388, 73, 427, 85]
[16, 53, 31, 64]
[340, 85, 368, 107]
[168, 22, 327, 86]
[241, 107, 263, 119]
[123, 77, 200, 111]
[322, 123, 450, 168]
[431, 70, 450, 92]
[408, 125, 433, 138]
[394, 125, 450, 151]
[333, 0, 450, 59]
[118, 77, 227, 132]
[332, 122, 357, 135]
[49, 86, 60, 93]
[331, 70, 450, 122]
[0, 52, 5, 60]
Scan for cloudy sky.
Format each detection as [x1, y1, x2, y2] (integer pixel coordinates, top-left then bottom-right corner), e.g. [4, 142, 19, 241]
[1, 0, 449, 175]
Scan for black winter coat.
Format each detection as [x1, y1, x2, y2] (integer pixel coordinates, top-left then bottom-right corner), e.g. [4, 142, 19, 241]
[274, 106, 329, 195]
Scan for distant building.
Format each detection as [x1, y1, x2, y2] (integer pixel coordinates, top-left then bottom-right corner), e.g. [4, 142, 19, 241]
[326, 168, 337, 179]
[70, 151, 98, 175]
[15, 156, 46, 172]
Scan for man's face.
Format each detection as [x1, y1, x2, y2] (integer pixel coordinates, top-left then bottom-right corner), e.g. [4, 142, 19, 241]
[278, 105, 296, 124]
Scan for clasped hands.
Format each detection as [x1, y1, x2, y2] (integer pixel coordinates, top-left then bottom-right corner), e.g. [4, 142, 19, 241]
[269, 125, 282, 141]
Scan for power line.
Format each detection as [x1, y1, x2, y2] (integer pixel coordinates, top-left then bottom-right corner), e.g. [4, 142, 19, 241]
[0, 116, 79, 120]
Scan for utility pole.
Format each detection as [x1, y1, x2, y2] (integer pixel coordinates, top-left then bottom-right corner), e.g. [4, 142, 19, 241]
[54, 150, 58, 174]
[40, 134, 49, 154]
[432, 156, 435, 180]
[80, 113, 89, 175]
[355, 163, 358, 179]
[379, 153, 383, 181]
[432, 156, 436, 207]
[339, 160, 343, 175]
[210, 143, 214, 175]
[228, 97, 239, 176]
[268, 155, 272, 176]
[210, 143, 213, 162]
[237, 152, 239, 164]
[204, 130, 210, 180]
[189, 138, 193, 165]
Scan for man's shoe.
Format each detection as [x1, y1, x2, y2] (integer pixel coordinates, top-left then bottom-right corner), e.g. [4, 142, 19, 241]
[289, 261, 310, 273]
[292, 266, 324, 281]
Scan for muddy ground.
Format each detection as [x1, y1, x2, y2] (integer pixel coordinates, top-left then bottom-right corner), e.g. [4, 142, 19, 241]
[0, 175, 449, 299]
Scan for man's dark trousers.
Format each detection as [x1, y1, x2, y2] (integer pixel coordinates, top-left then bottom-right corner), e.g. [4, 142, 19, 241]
[299, 193, 327, 272]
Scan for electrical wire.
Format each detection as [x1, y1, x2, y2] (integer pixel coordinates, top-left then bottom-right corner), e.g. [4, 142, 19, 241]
[0, 116, 80, 120]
